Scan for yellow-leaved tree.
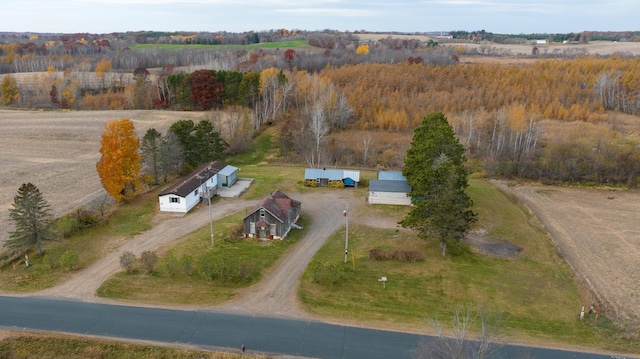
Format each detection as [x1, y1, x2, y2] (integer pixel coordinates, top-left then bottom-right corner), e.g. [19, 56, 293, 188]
[356, 44, 369, 55]
[96, 118, 141, 201]
[95, 59, 112, 88]
[0, 75, 19, 105]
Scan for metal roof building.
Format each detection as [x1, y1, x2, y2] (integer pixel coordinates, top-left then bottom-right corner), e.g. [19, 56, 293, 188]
[304, 168, 360, 187]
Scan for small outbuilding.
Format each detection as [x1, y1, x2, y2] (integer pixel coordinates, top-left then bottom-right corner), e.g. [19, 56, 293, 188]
[304, 168, 360, 187]
[158, 161, 238, 213]
[368, 170, 412, 206]
[243, 190, 302, 240]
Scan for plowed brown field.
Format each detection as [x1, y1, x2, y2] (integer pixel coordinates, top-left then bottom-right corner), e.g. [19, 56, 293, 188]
[0, 109, 207, 245]
[493, 181, 640, 321]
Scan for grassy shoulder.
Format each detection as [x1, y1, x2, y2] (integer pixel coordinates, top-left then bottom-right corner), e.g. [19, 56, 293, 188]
[0, 157, 303, 293]
[0, 190, 158, 292]
[0, 331, 272, 359]
[297, 179, 635, 353]
[97, 211, 309, 305]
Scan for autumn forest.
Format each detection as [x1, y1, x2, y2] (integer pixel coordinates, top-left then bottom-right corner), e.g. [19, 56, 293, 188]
[1, 30, 639, 186]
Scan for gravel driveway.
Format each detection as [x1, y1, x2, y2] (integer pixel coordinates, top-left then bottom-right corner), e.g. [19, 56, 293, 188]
[34, 190, 360, 321]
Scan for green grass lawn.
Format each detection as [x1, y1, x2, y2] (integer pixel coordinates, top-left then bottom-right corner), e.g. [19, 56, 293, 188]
[97, 211, 309, 305]
[0, 190, 158, 292]
[1, 155, 636, 353]
[297, 179, 634, 352]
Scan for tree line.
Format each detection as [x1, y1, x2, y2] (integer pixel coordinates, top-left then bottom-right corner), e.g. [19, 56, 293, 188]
[317, 57, 640, 186]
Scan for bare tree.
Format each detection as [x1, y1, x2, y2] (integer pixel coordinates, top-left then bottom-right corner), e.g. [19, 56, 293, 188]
[210, 107, 254, 154]
[362, 134, 372, 167]
[412, 308, 507, 359]
[308, 103, 328, 168]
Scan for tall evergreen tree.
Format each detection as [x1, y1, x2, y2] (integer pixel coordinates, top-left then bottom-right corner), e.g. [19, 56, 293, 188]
[6, 183, 55, 256]
[400, 112, 476, 255]
[169, 119, 224, 169]
[159, 132, 184, 183]
[141, 128, 162, 185]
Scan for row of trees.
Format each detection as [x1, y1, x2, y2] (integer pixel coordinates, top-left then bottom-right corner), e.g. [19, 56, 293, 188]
[1, 116, 223, 262]
[96, 118, 225, 201]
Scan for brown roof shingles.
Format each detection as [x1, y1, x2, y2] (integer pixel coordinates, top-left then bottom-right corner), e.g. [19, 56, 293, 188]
[159, 161, 226, 198]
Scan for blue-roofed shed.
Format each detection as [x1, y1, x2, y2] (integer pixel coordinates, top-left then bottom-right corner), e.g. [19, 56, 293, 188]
[368, 170, 411, 206]
[305, 168, 360, 187]
[378, 171, 406, 181]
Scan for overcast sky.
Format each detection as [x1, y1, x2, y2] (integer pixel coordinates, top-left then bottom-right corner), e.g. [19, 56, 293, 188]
[3, 0, 638, 35]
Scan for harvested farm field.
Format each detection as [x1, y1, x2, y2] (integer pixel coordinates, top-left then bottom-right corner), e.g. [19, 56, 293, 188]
[0, 109, 207, 246]
[494, 181, 640, 321]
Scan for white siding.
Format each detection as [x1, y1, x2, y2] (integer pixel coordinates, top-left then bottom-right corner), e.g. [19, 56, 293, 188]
[368, 191, 412, 206]
[158, 195, 188, 212]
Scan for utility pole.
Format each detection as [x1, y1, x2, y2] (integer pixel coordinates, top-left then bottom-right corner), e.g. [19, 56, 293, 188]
[344, 203, 349, 263]
[208, 185, 214, 247]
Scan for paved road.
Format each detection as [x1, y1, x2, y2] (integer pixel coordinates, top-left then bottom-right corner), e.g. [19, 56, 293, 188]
[2, 188, 635, 359]
[0, 296, 624, 359]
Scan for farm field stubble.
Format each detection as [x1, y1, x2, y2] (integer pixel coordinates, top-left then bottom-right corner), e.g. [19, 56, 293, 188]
[0, 109, 206, 246]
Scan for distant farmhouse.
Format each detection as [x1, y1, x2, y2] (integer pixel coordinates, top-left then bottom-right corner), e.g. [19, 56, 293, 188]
[243, 190, 302, 240]
[368, 171, 411, 206]
[158, 161, 238, 213]
[304, 168, 360, 187]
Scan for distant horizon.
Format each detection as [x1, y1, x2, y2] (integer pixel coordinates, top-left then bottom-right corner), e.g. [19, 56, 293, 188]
[4, 1, 639, 35]
[1, 29, 637, 37]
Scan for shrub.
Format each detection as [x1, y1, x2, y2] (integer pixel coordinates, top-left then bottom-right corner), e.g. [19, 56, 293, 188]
[140, 251, 158, 274]
[327, 180, 345, 188]
[75, 208, 100, 228]
[43, 253, 58, 269]
[54, 213, 80, 238]
[119, 251, 136, 273]
[55, 208, 101, 238]
[179, 254, 193, 276]
[228, 223, 245, 241]
[161, 253, 178, 276]
[59, 250, 79, 271]
[369, 248, 423, 261]
[304, 180, 318, 187]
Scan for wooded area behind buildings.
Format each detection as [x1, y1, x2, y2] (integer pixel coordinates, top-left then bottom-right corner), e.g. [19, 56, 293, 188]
[1, 31, 639, 187]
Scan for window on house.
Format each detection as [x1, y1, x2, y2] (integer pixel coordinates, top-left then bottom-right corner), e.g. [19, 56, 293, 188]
[170, 197, 180, 203]
[270, 224, 276, 236]
[250, 222, 256, 234]
[194, 189, 199, 196]
[260, 209, 265, 218]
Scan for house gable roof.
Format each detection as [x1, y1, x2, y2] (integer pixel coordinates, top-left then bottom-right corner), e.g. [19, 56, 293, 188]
[243, 190, 301, 223]
[159, 161, 226, 198]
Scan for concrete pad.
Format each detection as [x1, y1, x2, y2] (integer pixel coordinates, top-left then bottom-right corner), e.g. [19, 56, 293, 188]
[218, 178, 253, 198]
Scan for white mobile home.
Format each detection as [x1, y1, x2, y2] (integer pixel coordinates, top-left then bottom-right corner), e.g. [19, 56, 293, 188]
[158, 161, 232, 213]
